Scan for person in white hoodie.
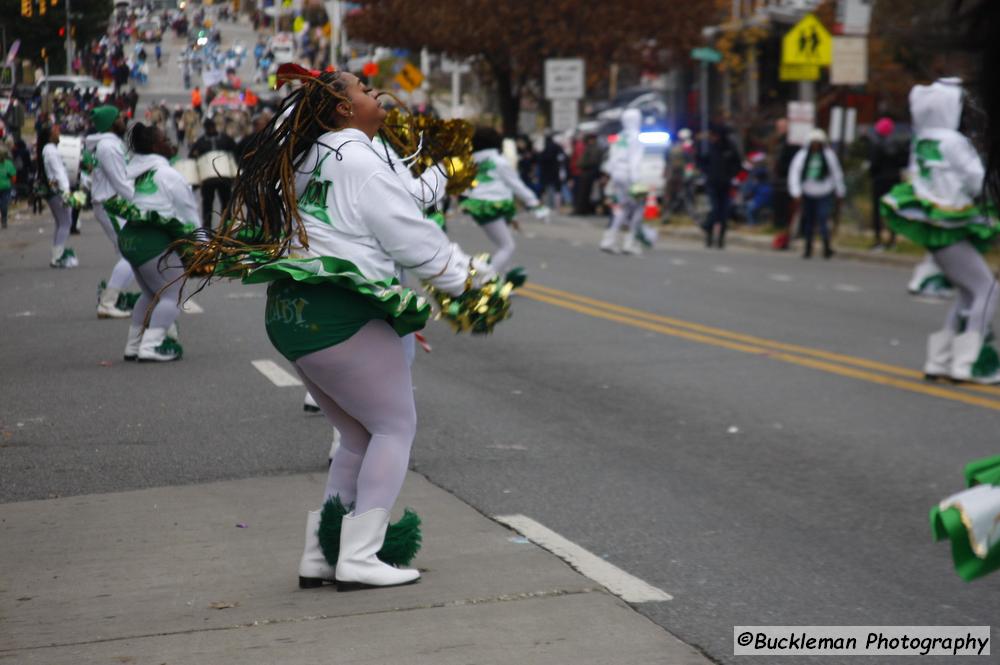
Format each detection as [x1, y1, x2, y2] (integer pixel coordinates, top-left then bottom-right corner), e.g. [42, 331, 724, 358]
[187, 68, 502, 591]
[881, 78, 1000, 384]
[600, 108, 645, 255]
[788, 128, 846, 259]
[460, 126, 546, 275]
[110, 123, 200, 363]
[38, 125, 77, 268]
[87, 105, 137, 318]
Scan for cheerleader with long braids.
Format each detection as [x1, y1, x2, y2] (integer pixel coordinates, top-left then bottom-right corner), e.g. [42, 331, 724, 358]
[183, 67, 500, 591]
[37, 125, 78, 268]
[112, 123, 200, 362]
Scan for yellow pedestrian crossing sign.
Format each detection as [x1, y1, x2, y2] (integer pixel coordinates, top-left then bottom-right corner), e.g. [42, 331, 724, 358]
[394, 63, 424, 93]
[782, 13, 832, 67]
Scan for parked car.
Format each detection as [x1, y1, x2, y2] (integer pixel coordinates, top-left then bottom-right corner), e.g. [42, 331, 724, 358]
[41, 76, 114, 102]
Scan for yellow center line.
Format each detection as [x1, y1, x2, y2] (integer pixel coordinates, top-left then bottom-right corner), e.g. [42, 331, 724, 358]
[522, 282, 1000, 398]
[517, 286, 1000, 413]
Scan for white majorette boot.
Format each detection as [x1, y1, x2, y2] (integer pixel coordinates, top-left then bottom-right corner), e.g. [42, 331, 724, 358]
[138, 327, 182, 362]
[923, 330, 954, 381]
[335, 508, 420, 591]
[98, 287, 131, 319]
[951, 331, 1000, 385]
[621, 232, 642, 256]
[50, 245, 64, 268]
[124, 325, 144, 361]
[298, 509, 336, 588]
[599, 228, 620, 254]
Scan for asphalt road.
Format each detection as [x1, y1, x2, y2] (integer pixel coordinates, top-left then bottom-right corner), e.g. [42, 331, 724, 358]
[3, 201, 998, 664]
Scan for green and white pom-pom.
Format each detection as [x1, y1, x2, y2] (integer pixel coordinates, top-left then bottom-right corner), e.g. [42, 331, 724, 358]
[318, 496, 422, 567]
[65, 190, 88, 210]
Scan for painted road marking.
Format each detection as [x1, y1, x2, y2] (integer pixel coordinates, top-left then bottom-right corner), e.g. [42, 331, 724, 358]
[519, 283, 1000, 411]
[181, 299, 204, 313]
[833, 283, 862, 293]
[495, 514, 673, 603]
[713, 266, 733, 274]
[769, 273, 793, 282]
[251, 360, 303, 387]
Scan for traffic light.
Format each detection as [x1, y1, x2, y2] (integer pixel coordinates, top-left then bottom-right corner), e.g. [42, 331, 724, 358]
[38, 0, 46, 16]
[58, 26, 65, 38]
[20, 0, 31, 17]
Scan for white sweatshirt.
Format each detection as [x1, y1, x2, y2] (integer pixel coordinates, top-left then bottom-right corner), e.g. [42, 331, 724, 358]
[908, 79, 984, 210]
[42, 143, 70, 195]
[372, 135, 448, 208]
[86, 132, 134, 203]
[787, 146, 846, 199]
[604, 108, 643, 185]
[126, 153, 200, 226]
[289, 128, 486, 296]
[466, 147, 539, 207]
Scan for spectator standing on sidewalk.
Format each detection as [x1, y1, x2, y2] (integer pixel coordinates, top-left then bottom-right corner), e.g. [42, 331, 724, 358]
[0, 144, 15, 229]
[697, 122, 742, 249]
[869, 116, 908, 250]
[788, 129, 846, 259]
[769, 118, 800, 249]
[574, 134, 602, 215]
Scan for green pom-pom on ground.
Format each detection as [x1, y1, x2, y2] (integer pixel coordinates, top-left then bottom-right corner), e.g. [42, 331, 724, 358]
[318, 496, 422, 567]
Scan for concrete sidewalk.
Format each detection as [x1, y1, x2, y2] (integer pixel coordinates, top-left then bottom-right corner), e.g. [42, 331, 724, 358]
[0, 472, 711, 664]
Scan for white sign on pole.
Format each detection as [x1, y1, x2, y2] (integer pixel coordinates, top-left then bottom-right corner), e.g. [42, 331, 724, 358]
[828, 106, 844, 142]
[844, 107, 857, 143]
[440, 57, 471, 74]
[831, 36, 867, 85]
[544, 58, 585, 99]
[550, 98, 578, 132]
[837, 0, 873, 35]
[787, 100, 816, 146]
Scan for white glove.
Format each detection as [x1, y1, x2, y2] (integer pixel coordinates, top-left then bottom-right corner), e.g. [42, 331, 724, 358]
[468, 255, 498, 289]
[532, 205, 551, 221]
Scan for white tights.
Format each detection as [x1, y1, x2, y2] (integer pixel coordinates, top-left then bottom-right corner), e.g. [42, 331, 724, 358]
[932, 241, 999, 336]
[480, 219, 516, 275]
[131, 252, 184, 330]
[295, 320, 417, 514]
[94, 205, 135, 291]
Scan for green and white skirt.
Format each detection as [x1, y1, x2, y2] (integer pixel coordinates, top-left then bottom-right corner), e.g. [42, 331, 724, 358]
[880, 183, 1000, 252]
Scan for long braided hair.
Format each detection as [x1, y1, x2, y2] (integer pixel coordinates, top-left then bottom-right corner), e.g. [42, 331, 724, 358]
[177, 69, 353, 282]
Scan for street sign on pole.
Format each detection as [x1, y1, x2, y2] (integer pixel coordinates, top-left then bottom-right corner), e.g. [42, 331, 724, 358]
[550, 98, 578, 132]
[780, 63, 820, 81]
[836, 0, 873, 35]
[394, 62, 423, 93]
[782, 13, 833, 67]
[830, 36, 867, 85]
[690, 47, 722, 63]
[787, 100, 816, 146]
[544, 58, 584, 99]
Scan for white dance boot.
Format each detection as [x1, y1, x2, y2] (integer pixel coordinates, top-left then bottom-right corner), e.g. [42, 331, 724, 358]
[123, 325, 144, 361]
[599, 229, 620, 254]
[335, 508, 420, 591]
[951, 331, 1000, 384]
[138, 327, 182, 362]
[303, 390, 321, 414]
[923, 330, 954, 380]
[298, 509, 336, 588]
[621, 233, 642, 256]
[98, 287, 131, 319]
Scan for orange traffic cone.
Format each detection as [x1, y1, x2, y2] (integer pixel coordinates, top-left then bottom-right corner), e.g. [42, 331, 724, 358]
[643, 190, 661, 221]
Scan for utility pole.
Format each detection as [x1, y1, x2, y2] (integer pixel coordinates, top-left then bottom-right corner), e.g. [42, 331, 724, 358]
[64, 0, 73, 74]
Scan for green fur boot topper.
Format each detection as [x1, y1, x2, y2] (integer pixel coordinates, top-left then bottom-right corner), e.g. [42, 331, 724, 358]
[318, 496, 422, 567]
